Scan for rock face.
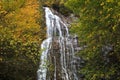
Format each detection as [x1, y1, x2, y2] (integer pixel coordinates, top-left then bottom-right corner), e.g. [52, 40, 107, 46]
[37, 7, 81, 80]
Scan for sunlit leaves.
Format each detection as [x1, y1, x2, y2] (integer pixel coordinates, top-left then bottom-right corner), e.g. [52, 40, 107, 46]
[65, 0, 120, 80]
[1, 0, 25, 12]
[0, 0, 43, 80]
[106, 0, 114, 3]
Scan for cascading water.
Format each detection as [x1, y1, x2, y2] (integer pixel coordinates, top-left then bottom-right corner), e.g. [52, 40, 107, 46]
[37, 7, 80, 80]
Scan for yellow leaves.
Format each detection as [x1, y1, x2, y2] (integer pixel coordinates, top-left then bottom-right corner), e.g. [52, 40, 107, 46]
[118, 2, 120, 6]
[106, 0, 114, 3]
[1, 0, 40, 28]
[100, 2, 104, 6]
[107, 8, 112, 12]
[112, 25, 117, 31]
[87, 31, 95, 39]
[81, 7, 86, 12]
[87, 33, 92, 38]
[0, 57, 3, 62]
[85, 0, 90, 4]
[4, 11, 14, 19]
[91, 74, 97, 80]
[0, 10, 7, 16]
[93, 46, 96, 50]
[0, 2, 2, 10]
[0, 0, 42, 43]
[11, 0, 40, 31]
[99, 10, 102, 14]
[105, 13, 110, 19]
[1, 0, 25, 12]
[60, 0, 65, 4]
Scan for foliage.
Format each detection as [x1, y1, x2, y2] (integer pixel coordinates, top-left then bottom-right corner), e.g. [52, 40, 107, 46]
[0, 0, 45, 80]
[39, 0, 72, 16]
[65, 0, 120, 80]
[1, 0, 120, 79]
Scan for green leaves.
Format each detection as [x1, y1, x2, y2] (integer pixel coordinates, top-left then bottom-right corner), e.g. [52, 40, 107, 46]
[0, 0, 43, 80]
[65, 0, 120, 80]
[0, 26, 41, 80]
[1, 0, 25, 12]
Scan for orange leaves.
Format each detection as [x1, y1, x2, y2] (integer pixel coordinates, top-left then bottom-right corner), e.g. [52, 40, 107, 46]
[0, 0, 42, 43]
[14, 0, 40, 29]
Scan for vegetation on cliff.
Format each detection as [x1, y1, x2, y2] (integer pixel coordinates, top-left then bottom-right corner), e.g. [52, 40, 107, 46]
[0, 0, 45, 80]
[0, 0, 120, 80]
[65, 0, 120, 80]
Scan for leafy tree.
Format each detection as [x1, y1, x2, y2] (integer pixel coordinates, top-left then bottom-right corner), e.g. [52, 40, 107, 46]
[0, 0, 45, 80]
[65, 0, 120, 80]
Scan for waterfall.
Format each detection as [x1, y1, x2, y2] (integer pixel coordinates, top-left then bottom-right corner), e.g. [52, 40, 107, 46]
[37, 7, 80, 80]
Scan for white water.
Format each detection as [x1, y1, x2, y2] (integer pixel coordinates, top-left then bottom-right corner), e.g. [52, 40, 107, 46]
[37, 7, 79, 80]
